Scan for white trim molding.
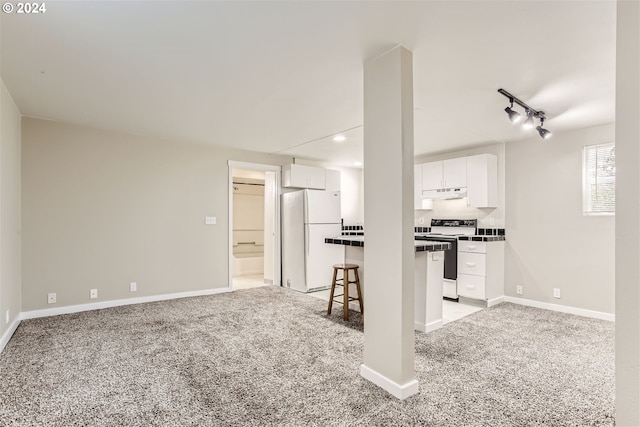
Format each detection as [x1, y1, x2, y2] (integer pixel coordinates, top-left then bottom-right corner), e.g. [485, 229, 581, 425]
[504, 296, 614, 322]
[415, 319, 443, 333]
[21, 288, 231, 320]
[359, 364, 419, 400]
[0, 317, 22, 353]
[487, 296, 505, 307]
[227, 161, 282, 289]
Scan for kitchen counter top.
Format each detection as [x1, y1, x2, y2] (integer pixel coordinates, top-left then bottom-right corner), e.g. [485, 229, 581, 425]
[458, 235, 506, 242]
[325, 236, 451, 252]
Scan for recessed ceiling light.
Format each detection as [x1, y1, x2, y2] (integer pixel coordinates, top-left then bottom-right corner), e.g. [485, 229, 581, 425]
[333, 134, 346, 142]
[354, 161, 363, 167]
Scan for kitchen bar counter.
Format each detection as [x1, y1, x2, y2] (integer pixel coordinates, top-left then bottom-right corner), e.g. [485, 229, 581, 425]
[459, 235, 506, 242]
[324, 235, 448, 333]
[325, 236, 451, 252]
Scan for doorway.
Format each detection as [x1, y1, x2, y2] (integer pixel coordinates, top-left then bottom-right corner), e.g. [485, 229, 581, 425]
[228, 161, 281, 290]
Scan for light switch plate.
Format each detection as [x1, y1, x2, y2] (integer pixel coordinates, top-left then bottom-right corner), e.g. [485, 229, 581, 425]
[205, 216, 216, 225]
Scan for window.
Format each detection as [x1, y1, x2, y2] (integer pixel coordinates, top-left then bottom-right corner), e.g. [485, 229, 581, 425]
[583, 142, 615, 215]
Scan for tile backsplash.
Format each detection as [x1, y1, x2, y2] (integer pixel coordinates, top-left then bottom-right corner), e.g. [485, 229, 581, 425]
[342, 225, 364, 236]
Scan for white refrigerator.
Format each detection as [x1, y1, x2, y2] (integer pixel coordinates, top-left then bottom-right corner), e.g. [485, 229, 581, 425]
[282, 189, 343, 293]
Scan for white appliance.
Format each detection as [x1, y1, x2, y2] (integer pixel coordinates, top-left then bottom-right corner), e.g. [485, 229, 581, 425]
[282, 189, 343, 292]
[415, 219, 477, 299]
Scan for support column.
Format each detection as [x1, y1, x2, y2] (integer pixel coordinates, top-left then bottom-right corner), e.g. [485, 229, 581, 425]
[360, 45, 417, 400]
[615, 1, 640, 425]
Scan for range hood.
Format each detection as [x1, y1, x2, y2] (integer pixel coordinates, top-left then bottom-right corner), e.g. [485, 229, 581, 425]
[422, 187, 467, 200]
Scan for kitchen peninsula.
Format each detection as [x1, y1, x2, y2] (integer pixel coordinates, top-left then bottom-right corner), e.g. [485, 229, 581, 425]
[324, 236, 451, 333]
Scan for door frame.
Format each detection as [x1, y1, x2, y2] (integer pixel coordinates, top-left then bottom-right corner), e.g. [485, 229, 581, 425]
[228, 161, 281, 289]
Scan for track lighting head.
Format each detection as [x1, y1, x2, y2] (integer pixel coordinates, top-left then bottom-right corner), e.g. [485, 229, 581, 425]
[522, 110, 535, 130]
[504, 99, 521, 123]
[536, 118, 552, 139]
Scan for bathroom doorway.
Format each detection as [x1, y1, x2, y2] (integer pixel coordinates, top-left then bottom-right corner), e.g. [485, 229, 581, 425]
[228, 161, 281, 290]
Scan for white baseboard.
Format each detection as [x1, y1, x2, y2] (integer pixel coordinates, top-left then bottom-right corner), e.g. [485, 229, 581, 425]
[0, 317, 22, 353]
[21, 287, 232, 320]
[414, 319, 442, 333]
[487, 296, 505, 307]
[504, 296, 615, 322]
[360, 364, 419, 400]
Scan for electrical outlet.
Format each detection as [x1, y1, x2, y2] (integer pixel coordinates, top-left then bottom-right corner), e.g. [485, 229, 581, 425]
[47, 293, 56, 304]
[90, 289, 98, 299]
[205, 216, 216, 225]
[130, 282, 137, 292]
[5, 309, 10, 324]
[553, 288, 561, 298]
[516, 285, 523, 295]
[419, 217, 425, 224]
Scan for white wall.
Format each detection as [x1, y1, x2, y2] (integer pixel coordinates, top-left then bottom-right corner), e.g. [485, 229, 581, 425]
[414, 143, 505, 228]
[0, 80, 22, 343]
[333, 166, 364, 225]
[21, 117, 288, 311]
[505, 123, 615, 314]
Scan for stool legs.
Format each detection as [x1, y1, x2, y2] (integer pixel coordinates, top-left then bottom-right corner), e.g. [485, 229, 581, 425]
[354, 268, 364, 316]
[326, 265, 363, 322]
[343, 268, 350, 321]
[327, 267, 338, 315]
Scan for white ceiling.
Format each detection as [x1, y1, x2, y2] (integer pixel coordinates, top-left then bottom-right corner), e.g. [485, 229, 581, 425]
[1, 1, 616, 168]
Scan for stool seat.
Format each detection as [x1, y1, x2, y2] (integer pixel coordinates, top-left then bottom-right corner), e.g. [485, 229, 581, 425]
[333, 263, 359, 269]
[327, 264, 363, 321]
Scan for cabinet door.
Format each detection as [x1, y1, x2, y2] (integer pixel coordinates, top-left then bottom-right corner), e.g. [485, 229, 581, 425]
[467, 154, 497, 208]
[422, 161, 443, 191]
[283, 164, 326, 189]
[443, 157, 467, 189]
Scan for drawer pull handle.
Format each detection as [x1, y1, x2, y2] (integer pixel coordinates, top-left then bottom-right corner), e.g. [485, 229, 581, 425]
[467, 245, 477, 250]
[465, 284, 476, 289]
[466, 262, 476, 267]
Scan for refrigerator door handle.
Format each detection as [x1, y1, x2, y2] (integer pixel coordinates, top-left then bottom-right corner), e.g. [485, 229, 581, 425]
[305, 229, 310, 257]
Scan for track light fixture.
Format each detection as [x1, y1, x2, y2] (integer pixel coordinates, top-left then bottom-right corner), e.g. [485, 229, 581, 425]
[504, 99, 521, 123]
[522, 109, 535, 130]
[536, 118, 552, 139]
[498, 88, 551, 139]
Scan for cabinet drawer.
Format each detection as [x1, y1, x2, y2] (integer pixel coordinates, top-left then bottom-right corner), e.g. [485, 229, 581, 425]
[458, 252, 486, 276]
[458, 241, 487, 254]
[458, 274, 486, 300]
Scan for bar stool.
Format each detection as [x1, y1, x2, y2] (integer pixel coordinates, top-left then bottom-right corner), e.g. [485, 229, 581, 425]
[327, 264, 364, 321]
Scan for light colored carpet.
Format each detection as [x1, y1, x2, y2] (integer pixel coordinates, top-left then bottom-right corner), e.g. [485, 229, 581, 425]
[0, 286, 614, 426]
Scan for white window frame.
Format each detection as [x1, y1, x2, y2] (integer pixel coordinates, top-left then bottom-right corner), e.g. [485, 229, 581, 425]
[582, 142, 615, 216]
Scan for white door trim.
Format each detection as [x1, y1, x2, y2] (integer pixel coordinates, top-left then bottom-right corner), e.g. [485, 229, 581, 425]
[228, 161, 282, 290]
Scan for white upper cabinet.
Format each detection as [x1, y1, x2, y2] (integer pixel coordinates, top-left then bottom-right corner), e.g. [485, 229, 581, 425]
[422, 161, 443, 191]
[282, 164, 326, 189]
[443, 157, 467, 189]
[422, 157, 467, 191]
[466, 154, 498, 208]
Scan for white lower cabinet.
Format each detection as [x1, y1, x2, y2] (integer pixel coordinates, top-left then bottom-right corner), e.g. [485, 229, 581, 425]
[457, 240, 504, 303]
[457, 274, 485, 300]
